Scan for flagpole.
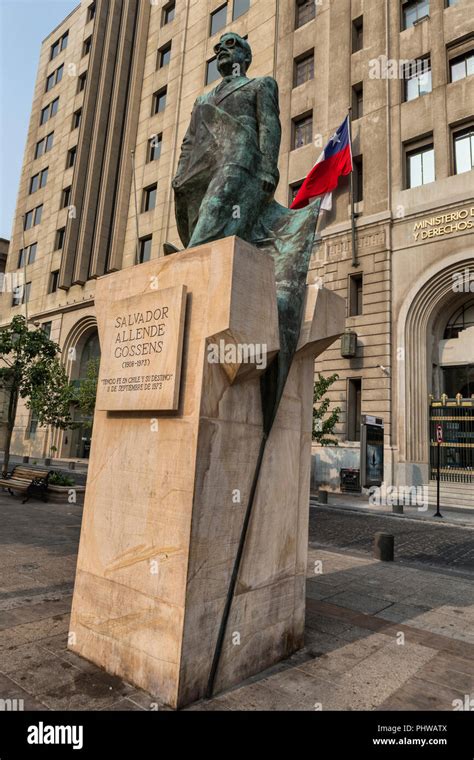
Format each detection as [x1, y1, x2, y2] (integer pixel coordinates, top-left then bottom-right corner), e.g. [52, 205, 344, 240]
[347, 107, 359, 268]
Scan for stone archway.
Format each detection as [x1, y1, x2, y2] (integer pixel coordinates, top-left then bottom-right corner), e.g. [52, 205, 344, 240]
[53, 315, 99, 459]
[395, 253, 474, 487]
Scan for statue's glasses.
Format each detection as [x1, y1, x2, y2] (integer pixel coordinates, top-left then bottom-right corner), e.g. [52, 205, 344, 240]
[213, 37, 243, 55]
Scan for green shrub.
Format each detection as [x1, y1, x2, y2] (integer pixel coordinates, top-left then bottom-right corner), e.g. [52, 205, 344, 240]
[49, 472, 75, 487]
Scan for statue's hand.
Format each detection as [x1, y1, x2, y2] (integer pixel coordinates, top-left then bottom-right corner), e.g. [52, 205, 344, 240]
[261, 172, 277, 194]
[262, 180, 275, 193]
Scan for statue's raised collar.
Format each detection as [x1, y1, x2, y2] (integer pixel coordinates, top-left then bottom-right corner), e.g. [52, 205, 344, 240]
[213, 75, 251, 104]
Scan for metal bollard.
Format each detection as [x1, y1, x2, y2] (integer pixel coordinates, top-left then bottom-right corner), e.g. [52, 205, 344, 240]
[373, 531, 394, 561]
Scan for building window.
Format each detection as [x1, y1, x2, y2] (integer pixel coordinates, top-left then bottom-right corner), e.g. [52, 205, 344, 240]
[82, 36, 92, 57]
[158, 42, 172, 69]
[12, 281, 31, 307]
[353, 155, 363, 201]
[72, 108, 82, 129]
[450, 50, 474, 82]
[87, 2, 96, 22]
[162, 1, 176, 25]
[142, 184, 157, 212]
[352, 82, 363, 119]
[139, 236, 152, 263]
[45, 64, 63, 93]
[24, 205, 43, 230]
[289, 181, 303, 205]
[25, 411, 39, 439]
[148, 133, 162, 161]
[42, 321, 52, 338]
[402, 0, 430, 30]
[406, 142, 434, 187]
[40, 97, 59, 125]
[50, 31, 68, 60]
[352, 16, 363, 53]
[210, 4, 227, 35]
[152, 87, 167, 115]
[49, 270, 60, 293]
[294, 51, 314, 87]
[292, 113, 313, 149]
[295, 0, 315, 29]
[404, 58, 432, 100]
[347, 378, 362, 441]
[55, 227, 66, 250]
[61, 186, 72, 208]
[34, 131, 54, 160]
[445, 0, 459, 5]
[233, 0, 250, 21]
[349, 273, 363, 316]
[66, 146, 77, 169]
[453, 126, 474, 174]
[29, 168, 48, 194]
[206, 57, 220, 85]
[18, 242, 37, 268]
[78, 72, 87, 93]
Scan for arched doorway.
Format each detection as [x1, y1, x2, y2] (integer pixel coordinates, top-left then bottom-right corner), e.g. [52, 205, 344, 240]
[395, 254, 474, 488]
[69, 331, 100, 458]
[56, 316, 100, 459]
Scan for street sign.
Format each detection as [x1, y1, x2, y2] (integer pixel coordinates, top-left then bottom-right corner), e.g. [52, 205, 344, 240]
[436, 424, 443, 444]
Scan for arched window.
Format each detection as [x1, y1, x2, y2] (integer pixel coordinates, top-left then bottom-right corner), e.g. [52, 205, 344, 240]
[78, 331, 100, 379]
[443, 300, 474, 340]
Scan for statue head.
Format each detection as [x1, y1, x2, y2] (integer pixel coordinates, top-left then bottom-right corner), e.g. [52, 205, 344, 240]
[214, 33, 252, 78]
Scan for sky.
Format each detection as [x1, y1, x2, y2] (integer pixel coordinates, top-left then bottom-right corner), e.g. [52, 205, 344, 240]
[0, 0, 77, 239]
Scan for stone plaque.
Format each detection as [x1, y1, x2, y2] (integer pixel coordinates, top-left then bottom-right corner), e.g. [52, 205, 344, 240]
[96, 284, 186, 411]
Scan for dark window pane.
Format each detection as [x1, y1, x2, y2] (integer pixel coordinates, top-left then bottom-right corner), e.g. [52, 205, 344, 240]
[18, 248, 27, 268]
[159, 43, 171, 68]
[153, 88, 167, 114]
[35, 139, 44, 159]
[51, 97, 59, 116]
[30, 174, 39, 194]
[73, 109, 82, 128]
[294, 53, 314, 87]
[28, 243, 37, 263]
[45, 73, 54, 92]
[143, 184, 157, 212]
[293, 114, 313, 149]
[34, 205, 43, 225]
[40, 168, 48, 188]
[62, 186, 72, 207]
[61, 31, 68, 51]
[454, 128, 474, 174]
[403, 0, 430, 30]
[211, 4, 227, 35]
[87, 3, 96, 21]
[24, 211, 34, 230]
[56, 64, 63, 83]
[83, 36, 92, 56]
[49, 270, 59, 293]
[206, 57, 220, 85]
[295, 0, 315, 29]
[163, 1, 175, 25]
[139, 236, 152, 263]
[45, 132, 54, 152]
[40, 106, 49, 125]
[55, 228, 65, 249]
[352, 16, 363, 53]
[148, 134, 162, 161]
[233, 0, 249, 20]
[51, 40, 60, 60]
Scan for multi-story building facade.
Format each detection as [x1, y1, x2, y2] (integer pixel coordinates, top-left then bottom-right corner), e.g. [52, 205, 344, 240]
[1, 0, 473, 504]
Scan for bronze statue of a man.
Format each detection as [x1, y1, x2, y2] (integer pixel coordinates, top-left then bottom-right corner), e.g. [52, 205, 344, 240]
[172, 33, 281, 249]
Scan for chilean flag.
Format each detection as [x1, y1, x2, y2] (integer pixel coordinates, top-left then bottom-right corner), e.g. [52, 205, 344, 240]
[291, 116, 352, 210]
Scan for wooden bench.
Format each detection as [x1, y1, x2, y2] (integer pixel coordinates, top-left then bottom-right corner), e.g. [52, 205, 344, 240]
[0, 465, 52, 503]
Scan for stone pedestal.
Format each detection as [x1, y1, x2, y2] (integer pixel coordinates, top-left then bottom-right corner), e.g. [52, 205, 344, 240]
[69, 237, 344, 708]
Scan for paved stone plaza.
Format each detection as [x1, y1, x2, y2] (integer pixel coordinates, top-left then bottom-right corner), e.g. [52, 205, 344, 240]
[0, 494, 472, 711]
